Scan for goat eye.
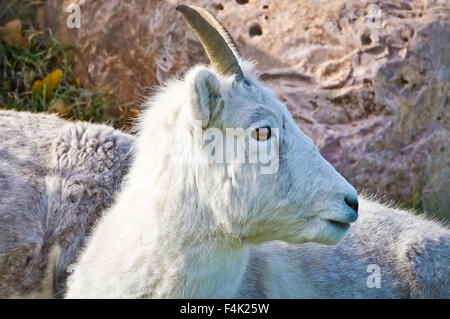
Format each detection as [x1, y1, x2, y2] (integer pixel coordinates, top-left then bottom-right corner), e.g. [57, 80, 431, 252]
[252, 127, 271, 141]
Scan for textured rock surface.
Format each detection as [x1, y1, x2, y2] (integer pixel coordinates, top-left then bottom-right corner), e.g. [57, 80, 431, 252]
[45, 0, 449, 217]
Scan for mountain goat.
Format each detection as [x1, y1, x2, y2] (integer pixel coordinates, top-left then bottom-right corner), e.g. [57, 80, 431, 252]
[63, 6, 449, 298]
[0, 111, 133, 298]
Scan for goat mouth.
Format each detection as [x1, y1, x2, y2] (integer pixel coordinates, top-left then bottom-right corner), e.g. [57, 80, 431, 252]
[326, 219, 351, 230]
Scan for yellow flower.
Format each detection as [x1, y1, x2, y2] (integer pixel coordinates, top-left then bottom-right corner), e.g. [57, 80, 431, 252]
[48, 69, 63, 88]
[32, 80, 43, 94]
[32, 69, 64, 96]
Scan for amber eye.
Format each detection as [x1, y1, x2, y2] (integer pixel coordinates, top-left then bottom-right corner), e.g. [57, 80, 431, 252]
[252, 127, 272, 141]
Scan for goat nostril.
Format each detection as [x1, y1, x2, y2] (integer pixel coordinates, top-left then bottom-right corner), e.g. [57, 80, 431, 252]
[345, 196, 359, 214]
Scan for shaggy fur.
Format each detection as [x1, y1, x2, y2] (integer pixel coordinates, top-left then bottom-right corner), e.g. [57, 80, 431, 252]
[0, 110, 133, 298]
[63, 61, 449, 298]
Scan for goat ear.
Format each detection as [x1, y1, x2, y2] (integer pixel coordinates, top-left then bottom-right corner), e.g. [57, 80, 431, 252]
[189, 69, 221, 128]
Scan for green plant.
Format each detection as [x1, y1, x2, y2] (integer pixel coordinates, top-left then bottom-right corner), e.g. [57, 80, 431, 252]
[0, 0, 132, 129]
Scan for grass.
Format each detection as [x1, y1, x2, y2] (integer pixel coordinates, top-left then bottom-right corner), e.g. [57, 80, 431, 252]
[0, 0, 132, 129]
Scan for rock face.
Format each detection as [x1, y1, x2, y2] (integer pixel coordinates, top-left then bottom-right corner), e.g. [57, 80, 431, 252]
[45, 0, 449, 217]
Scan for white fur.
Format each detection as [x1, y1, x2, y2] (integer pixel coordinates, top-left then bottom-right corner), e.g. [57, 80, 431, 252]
[65, 61, 449, 298]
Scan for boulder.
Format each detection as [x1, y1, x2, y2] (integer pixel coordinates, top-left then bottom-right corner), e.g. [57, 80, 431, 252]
[45, 0, 449, 217]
